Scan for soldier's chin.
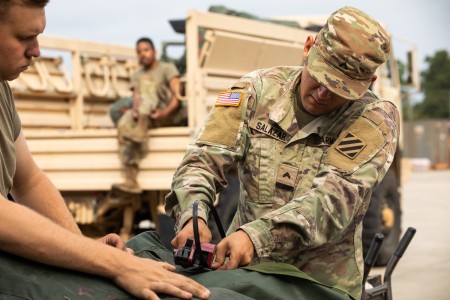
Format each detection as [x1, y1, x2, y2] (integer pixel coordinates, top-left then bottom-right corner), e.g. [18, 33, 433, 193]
[303, 97, 323, 116]
[6, 72, 21, 82]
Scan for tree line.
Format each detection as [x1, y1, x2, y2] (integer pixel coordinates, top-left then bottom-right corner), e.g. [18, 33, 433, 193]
[401, 50, 450, 120]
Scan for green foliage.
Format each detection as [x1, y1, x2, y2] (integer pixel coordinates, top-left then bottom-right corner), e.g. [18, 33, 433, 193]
[413, 50, 450, 120]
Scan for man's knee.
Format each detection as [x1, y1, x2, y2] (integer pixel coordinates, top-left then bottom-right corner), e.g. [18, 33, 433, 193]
[110, 97, 133, 126]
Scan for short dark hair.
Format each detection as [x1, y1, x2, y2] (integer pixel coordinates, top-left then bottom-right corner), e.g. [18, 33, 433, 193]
[0, 0, 49, 22]
[136, 37, 155, 50]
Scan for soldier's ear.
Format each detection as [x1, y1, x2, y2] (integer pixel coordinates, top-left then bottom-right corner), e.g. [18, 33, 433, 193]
[303, 35, 315, 61]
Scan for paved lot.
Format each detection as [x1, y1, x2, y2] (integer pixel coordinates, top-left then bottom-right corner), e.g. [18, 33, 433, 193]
[378, 169, 450, 299]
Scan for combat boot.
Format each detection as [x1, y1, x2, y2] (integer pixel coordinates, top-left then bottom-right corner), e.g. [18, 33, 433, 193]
[124, 115, 150, 143]
[112, 166, 142, 194]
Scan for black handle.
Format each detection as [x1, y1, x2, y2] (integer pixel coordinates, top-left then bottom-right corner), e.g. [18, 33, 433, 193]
[394, 227, 416, 258]
[363, 233, 384, 286]
[365, 233, 385, 266]
[384, 227, 416, 282]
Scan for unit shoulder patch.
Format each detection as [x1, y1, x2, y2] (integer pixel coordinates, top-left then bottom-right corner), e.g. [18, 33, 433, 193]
[324, 117, 385, 174]
[335, 132, 366, 159]
[198, 83, 251, 148]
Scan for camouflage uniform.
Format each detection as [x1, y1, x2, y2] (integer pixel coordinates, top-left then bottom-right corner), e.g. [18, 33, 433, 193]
[116, 103, 187, 168]
[165, 7, 397, 300]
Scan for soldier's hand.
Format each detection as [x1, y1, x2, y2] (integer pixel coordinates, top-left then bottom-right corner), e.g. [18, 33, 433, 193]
[98, 233, 133, 254]
[212, 230, 254, 270]
[114, 255, 210, 300]
[150, 108, 169, 120]
[171, 218, 212, 249]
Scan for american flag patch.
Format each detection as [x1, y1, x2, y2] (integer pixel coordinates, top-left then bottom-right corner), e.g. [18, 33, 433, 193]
[215, 91, 243, 107]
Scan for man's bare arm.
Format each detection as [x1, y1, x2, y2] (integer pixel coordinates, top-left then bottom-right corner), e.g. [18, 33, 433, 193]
[11, 131, 81, 234]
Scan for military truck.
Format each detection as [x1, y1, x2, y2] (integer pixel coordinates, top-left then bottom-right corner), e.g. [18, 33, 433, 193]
[11, 8, 418, 263]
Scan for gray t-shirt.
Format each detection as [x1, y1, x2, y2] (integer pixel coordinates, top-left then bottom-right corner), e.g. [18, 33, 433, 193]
[0, 81, 21, 197]
[131, 61, 179, 108]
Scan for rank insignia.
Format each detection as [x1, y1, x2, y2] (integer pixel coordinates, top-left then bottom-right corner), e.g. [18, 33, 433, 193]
[215, 91, 244, 107]
[336, 132, 366, 159]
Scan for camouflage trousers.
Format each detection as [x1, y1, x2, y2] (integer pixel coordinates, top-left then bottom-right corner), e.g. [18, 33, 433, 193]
[0, 231, 351, 300]
[116, 106, 187, 167]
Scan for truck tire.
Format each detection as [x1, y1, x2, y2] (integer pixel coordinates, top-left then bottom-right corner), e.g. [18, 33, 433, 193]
[362, 168, 402, 266]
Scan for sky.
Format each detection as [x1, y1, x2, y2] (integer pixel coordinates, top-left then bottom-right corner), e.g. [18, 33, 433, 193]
[43, 0, 449, 74]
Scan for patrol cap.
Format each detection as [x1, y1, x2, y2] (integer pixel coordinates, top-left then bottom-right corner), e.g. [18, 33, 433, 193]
[306, 6, 391, 100]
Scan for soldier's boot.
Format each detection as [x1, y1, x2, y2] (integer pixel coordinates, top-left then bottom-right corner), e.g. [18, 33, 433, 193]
[124, 115, 149, 143]
[112, 166, 142, 194]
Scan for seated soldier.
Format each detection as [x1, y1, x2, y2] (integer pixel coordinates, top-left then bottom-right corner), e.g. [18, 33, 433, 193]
[111, 37, 186, 194]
